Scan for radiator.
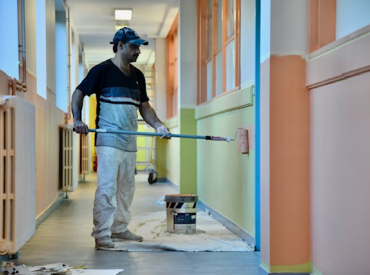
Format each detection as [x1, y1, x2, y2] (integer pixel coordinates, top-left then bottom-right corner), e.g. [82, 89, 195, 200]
[0, 96, 36, 256]
[80, 133, 90, 176]
[61, 125, 78, 196]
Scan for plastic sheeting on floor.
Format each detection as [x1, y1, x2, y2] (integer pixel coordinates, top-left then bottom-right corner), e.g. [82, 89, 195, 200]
[98, 210, 255, 252]
[1, 263, 122, 275]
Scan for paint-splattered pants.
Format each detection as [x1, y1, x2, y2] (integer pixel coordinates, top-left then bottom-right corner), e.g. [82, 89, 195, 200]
[91, 146, 137, 239]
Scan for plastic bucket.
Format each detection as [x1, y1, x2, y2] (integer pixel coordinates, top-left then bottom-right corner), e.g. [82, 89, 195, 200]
[165, 194, 198, 234]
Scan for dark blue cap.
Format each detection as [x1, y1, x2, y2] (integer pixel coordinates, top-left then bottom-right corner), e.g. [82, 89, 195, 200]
[110, 27, 148, 46]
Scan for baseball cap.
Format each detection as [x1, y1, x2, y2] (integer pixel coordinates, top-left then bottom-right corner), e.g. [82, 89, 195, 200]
[110, 27, 149, 46]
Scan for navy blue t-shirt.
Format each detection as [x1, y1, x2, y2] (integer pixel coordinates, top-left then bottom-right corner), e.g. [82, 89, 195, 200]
[77, 59, 149, 151]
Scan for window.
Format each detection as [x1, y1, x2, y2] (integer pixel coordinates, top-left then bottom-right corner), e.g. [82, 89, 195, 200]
[197, 0, 240, 104]
[0, 1, 20, 79]
[36, 0, 47, 98]
[166, 15, 178, 119]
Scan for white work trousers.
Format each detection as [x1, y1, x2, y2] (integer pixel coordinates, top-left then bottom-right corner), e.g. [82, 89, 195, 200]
[91, 146, 137, 239]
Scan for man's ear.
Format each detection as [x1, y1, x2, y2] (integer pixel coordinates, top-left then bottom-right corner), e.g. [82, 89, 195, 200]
[118, 41, 124, 50]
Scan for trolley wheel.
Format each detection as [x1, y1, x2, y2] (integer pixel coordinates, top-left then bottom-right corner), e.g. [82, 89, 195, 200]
[148, 171, 158, 184]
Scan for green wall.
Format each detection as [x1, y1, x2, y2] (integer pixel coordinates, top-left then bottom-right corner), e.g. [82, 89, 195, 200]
[196, 86, 255, 236]
[179, 108, 197, 194]
[163, 117, 180, 185]
[162, 86, 255, 237]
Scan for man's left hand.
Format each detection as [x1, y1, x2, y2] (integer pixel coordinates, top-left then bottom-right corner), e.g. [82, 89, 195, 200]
[156, 125, 171, 139]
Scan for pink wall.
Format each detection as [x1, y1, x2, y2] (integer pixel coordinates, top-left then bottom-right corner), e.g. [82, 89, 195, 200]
[311, 71, 370, 275]
[308, 27, 370, 275]
[0, 69, 65, 219]
[35, 89, 65, 216]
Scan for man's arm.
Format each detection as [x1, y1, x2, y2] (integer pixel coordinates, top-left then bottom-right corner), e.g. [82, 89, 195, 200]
[71, 89, 89, 134]
[139, 102, 170, 138]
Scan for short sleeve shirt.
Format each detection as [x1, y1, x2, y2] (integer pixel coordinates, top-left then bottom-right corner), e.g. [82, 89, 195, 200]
[76, 59, 149, 152]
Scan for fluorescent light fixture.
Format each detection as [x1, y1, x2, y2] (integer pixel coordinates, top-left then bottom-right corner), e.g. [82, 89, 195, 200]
[115, 9, 132, 20]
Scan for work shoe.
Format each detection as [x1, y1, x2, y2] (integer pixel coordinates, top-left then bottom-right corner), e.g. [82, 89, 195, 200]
[95, 236, 115, 249]
[111, 230, 143, 242]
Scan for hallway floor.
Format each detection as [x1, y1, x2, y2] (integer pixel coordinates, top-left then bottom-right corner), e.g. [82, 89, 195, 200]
[16, 173, 261, 274]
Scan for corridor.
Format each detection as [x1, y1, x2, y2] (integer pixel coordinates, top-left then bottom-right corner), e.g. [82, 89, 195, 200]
[15, 173, 260, 275]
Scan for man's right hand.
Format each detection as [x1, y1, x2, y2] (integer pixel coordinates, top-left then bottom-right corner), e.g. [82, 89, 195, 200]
[73, 119, 89, 135]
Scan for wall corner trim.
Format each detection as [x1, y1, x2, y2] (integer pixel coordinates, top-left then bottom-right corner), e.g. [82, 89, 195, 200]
[259, 260, 311, 275]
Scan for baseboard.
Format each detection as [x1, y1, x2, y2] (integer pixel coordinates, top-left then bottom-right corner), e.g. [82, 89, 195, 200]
[157, 178, 179, 190]
[259, 266, 310, 275]
[197, 200, 256, 250]
[36, 192, 65, 228]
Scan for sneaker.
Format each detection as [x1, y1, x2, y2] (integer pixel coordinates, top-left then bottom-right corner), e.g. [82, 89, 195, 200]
[111, 230, 143, 242]
[95, 236, 115, 249]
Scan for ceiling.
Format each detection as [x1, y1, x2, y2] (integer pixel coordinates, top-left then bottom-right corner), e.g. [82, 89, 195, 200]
[61, 0, 179, 69]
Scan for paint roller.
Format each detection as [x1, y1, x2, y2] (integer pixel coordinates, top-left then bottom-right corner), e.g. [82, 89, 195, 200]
[74, 127, 247, 143]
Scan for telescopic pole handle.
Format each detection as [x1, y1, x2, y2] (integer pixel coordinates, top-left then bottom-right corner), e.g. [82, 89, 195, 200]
[74, 128, 231, 142]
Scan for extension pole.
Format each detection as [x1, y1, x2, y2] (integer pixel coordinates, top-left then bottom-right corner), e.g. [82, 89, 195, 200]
[86, 128, 233, 142]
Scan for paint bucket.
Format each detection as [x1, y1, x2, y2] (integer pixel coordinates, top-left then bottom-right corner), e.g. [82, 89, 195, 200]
[165, 194, 198, 234]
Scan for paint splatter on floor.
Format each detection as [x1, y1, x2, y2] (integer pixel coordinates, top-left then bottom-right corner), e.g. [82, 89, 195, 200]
[100, 210, 255, 252]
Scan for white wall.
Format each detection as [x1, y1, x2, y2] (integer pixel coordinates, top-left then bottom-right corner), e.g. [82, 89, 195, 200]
[178, 0, 197, 109]
[271, 0, 308, 56]
[336, 0, 370, 39]
[26, 0, 37, 75]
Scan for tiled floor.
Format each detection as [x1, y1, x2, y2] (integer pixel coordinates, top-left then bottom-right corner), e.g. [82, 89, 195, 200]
[15, 173, 261, 274]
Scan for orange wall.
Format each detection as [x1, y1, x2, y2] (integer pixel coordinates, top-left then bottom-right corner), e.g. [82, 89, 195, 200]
[270, 55, 310, 265]
[260, 55, 310, 270]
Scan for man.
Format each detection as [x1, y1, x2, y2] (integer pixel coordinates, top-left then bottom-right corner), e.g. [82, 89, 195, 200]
[72, 27, 170, 249]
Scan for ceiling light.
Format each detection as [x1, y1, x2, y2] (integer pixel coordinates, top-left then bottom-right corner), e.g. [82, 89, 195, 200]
[115, 9, 132, 21]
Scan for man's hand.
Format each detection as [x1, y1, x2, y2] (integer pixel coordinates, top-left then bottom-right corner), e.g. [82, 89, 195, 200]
[71, 89, 88, 135]
[74, 119, 89, 135]
[156, 125, 171, 139]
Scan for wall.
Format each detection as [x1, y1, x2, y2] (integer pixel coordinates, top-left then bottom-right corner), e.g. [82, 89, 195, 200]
[35, 90, 66, 217]
[196, 87, 255, 236]
[0, 71, 65, 220]
[165, 117, 180, 186]
[0, 0, 69, 222]
[260, 0, 311, 273]
[308, 26, 370, 275]
[160, 0, 257, 242]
